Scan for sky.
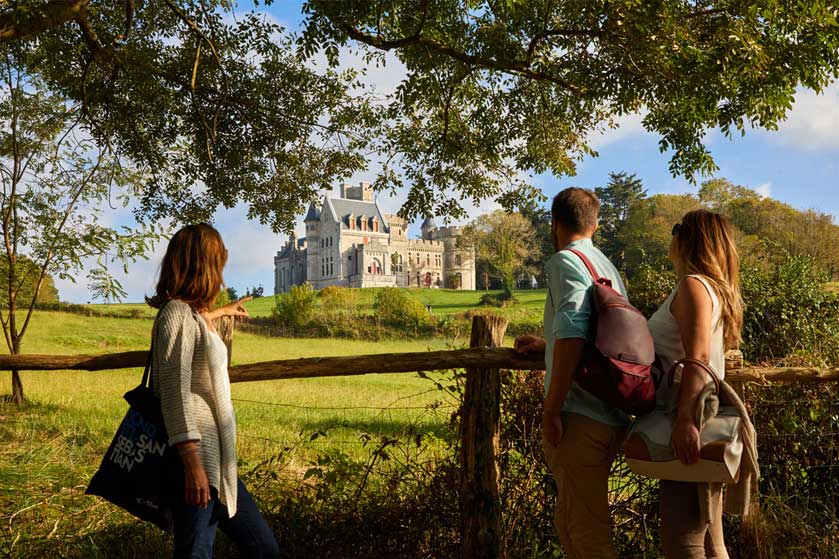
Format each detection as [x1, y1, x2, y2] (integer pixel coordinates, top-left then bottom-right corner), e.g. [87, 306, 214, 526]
[54, 2, 839, 304]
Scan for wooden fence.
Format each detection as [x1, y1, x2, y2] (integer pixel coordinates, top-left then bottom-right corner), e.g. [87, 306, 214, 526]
[3, 314, 839, 559]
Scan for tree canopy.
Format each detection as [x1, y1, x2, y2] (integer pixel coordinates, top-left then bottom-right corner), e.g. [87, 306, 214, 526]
[2, 1, 839, 227]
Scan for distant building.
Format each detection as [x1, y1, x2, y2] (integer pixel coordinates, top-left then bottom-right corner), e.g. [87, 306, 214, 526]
[274, 182, 476, 293]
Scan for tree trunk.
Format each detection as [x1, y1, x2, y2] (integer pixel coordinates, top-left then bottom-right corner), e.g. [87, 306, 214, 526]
[460, 314, 508, 559]
[10, 336, 23, 403]
[10, 369, 23, 403]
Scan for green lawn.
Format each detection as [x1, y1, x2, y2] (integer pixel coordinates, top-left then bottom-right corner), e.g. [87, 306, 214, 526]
[0, 310, 469, 556]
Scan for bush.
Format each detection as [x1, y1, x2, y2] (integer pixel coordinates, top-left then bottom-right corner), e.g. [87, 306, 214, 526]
[317, 285, 357, 311]
[479, 291, 516, 307]
[625, 260, 676, 318]
[741, 254, 839, 366]
[272, 283, 317, 330]
[373, 288, 433, 335]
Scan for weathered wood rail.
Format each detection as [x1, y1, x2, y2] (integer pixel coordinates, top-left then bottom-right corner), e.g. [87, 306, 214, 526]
[3, 348, 839, 384]
[3, 315, 839, 559]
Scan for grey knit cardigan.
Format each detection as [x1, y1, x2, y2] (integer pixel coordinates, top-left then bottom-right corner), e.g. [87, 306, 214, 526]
[151, 299, 238, 515]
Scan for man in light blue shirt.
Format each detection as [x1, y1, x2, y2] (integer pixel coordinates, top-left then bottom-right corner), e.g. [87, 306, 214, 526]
[515, 187, 629, 559]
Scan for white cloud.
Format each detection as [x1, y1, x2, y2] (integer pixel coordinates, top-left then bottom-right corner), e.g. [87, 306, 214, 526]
[754, 182, 772, 198]
[586, 111, 648, 150]
[761, 83, 839, 150]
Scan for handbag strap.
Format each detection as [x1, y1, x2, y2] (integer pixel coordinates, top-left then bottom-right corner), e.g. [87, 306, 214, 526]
[141, 308, 165, 389]
[667, 357, 721, 394]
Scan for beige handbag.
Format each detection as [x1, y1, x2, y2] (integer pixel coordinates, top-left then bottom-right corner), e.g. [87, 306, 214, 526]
[624, 358, 743, 483]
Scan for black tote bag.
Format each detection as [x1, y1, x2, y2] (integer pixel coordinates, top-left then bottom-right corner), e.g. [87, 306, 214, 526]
[86, 339, 183, 532]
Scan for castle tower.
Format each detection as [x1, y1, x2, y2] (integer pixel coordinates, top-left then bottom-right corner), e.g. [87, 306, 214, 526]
[420, 216, 437, 241]
[304, 201, 321, 286]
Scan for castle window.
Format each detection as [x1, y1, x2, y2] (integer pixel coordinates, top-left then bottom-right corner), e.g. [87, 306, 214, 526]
[455, 254, 462, 266]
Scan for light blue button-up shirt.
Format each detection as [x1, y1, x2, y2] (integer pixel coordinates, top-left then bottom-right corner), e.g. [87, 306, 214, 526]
[543, 238, 631, 427]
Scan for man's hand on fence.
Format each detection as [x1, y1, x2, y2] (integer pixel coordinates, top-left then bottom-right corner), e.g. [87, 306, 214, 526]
[514, 335, 546, 355]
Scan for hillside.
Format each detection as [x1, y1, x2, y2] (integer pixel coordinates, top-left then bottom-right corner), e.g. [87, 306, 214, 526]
[86, 288, 548, 321]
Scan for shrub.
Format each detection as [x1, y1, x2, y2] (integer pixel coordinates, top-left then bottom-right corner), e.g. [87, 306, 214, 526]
[625, 260, 676, 318]
[373, 288, 433, 335]
[479, 291, 516, 307]
[272, 283, 317, 330]
[317, 285, 357, 312]
[741, 254, 839, 366]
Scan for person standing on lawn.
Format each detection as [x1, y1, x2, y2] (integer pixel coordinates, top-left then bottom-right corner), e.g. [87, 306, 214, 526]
[514, 187, 630, 559]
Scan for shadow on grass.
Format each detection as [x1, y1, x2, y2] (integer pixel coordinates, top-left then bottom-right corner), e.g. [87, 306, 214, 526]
[292, 416, 455, 441]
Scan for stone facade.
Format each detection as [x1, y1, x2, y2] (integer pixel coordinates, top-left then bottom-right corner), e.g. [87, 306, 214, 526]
[274, 182, 476, 293]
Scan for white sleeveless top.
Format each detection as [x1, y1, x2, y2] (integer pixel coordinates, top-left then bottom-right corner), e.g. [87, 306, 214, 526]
[648, 275, 726, 402]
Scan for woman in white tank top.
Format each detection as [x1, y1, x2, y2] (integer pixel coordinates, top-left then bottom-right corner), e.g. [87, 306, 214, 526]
[647, 210, 744, 559]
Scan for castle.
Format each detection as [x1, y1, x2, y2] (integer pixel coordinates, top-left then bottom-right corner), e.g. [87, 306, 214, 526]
[274, 182, 476, 293]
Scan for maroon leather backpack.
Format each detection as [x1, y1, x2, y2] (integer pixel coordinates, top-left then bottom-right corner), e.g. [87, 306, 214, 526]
[562, 249, 657, 416]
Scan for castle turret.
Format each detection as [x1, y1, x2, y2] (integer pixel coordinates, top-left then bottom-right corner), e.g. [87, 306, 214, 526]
[305, 201, 322, 286]
[420, 216, 437, 240]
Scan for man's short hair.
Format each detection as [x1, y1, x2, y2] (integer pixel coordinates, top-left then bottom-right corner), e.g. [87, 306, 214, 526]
[551, 187, 600, 233]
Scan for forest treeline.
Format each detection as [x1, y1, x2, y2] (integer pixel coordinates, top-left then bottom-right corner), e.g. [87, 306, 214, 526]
[516, 174, 839, 287]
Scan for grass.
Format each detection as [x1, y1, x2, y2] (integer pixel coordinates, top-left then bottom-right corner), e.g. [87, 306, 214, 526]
[0, 310, 466, 557]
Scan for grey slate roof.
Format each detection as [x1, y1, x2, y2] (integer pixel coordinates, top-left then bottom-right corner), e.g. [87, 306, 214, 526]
[325, 197, 389, 231]
[421, 216, 437, 229]
[304, 202, 321, 221]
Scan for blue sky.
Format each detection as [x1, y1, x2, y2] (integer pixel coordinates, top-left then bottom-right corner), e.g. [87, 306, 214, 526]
[55, 2, 839, 303]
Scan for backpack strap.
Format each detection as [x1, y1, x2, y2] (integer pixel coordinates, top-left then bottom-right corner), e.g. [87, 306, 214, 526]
[562, 248, 613, 288]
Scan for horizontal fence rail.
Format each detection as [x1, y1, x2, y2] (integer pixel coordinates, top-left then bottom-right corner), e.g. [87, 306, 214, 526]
[2, 349, 838, 384]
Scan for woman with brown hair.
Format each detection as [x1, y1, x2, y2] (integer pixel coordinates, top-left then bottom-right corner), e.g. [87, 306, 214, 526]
[647, 209, 746, 558]
[147, 224, 279, 558]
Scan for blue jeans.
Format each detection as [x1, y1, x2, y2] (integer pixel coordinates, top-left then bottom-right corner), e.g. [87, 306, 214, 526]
[172, 478, 279, 559]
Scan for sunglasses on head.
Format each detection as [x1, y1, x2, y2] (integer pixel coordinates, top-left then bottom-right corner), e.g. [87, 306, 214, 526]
[672, 223, 682, 236]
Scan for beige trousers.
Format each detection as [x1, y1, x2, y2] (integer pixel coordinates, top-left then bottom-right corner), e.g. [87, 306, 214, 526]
[542, 412, 625, 559]
[660, 480, 729, 559]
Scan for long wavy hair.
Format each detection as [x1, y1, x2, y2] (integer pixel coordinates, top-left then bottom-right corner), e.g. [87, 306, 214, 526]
[146, 224, 227, 311]
[672, 209, 744, 350]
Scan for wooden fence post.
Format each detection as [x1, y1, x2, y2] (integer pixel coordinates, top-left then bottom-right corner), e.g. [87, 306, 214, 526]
[460, 314, 508, 559]
[215, 316, 235, 364]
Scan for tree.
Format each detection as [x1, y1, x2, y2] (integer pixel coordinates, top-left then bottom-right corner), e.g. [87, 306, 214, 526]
[302, 0, 839, 218]
[225, 286, 239, 302]
[0, 44, 160, 403]
[701, 178, 839, 279]
[519, 198, 553, 287]
[620, 194, 702, 276]
[462, 211, 540, 298]
[0, 257, 59, 306]
[0, 1, 377, 233]
[595, 172, 646, 268]
[3, 2, 839, 226]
